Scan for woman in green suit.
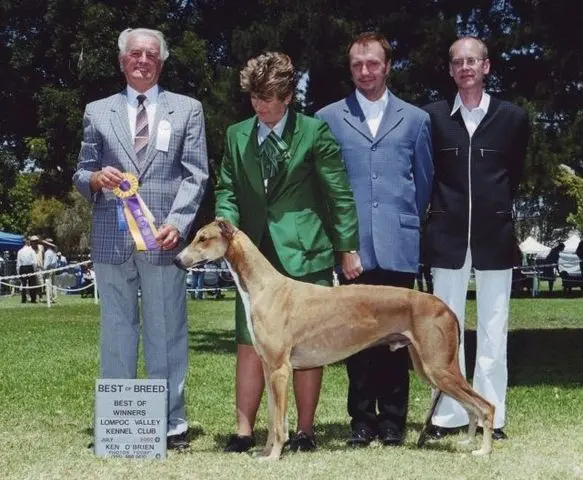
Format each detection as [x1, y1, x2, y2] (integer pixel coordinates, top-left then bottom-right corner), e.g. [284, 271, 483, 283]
[217, 51, 361, 453]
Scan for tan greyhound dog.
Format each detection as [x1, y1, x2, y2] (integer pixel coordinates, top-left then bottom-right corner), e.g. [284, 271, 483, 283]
[175, 219, 494, 460]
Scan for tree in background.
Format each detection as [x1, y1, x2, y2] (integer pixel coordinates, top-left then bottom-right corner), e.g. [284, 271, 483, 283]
[1, 0, 582, 245]
[0, 173, 37, 235]
[54, 190, 93, 256]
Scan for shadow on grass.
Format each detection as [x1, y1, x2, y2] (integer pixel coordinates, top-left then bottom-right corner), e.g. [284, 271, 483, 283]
[189, 326, 583, 385]
[463, 328, 583, 387]
[209, 422, 460, 455]
[188, 329, 236, 354]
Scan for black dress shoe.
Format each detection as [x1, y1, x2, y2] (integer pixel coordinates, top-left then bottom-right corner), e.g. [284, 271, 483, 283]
[287, 431, 316, 452]
[492, 428, 507, 440]
[223, 434, 255, 453]
[346, 425, 376, 447]
[476, 426, 508, 440]
[426, 424, 460, 440]
[379, 427, 404, 446]
[167, 432, 190, 451]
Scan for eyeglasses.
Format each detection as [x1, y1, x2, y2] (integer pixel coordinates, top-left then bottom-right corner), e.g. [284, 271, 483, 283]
[450, 57, 485, 69]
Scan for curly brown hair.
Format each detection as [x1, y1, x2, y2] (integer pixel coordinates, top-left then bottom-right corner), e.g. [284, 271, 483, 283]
[240, 51, 296, 100]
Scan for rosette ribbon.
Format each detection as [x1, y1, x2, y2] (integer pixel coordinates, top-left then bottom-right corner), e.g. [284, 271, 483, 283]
[112, 173, 159, 251]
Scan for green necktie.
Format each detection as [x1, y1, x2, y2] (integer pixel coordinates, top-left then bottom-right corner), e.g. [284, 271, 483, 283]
[258, 131, 290, 182]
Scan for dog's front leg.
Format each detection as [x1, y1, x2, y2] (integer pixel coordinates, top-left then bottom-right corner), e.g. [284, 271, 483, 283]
[258, 361, 291, 461]
[261, 364, 276, 458]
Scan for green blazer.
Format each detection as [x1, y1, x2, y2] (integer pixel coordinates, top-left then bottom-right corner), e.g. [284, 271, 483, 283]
[216, 109, 359, 277]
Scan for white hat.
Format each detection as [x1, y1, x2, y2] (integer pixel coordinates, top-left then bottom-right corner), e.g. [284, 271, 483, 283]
[43, 238, 56, 249]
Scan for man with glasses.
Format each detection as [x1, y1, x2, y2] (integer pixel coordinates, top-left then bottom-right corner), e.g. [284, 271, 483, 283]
[423, 37, 529, 441]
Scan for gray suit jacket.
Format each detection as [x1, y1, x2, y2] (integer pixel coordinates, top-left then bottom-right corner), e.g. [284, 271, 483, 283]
[73, 89, 209, 265]
[316, 91, 433, 273]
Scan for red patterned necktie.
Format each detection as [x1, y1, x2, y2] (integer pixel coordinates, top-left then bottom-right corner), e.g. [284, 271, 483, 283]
[134, 94, 149, 165]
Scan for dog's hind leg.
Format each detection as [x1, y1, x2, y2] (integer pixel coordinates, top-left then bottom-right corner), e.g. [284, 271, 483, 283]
[417, 388, 442, 448]
[429, 368, 494, 455]
[409, 346, 443, 448]
[459, 412, 478, 446]
[259, 361, 292, 461]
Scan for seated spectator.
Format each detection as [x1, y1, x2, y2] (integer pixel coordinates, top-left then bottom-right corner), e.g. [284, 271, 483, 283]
[56, 251, 68, 268]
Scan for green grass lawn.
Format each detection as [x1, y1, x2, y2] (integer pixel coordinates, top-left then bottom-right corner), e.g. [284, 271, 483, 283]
[0, 292, 582, 479]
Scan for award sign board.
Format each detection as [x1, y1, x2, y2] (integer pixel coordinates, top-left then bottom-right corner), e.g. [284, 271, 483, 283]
[94, 379, 167, 459]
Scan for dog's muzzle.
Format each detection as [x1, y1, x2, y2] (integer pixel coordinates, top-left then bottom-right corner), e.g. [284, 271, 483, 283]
[173, 257, 188, 271]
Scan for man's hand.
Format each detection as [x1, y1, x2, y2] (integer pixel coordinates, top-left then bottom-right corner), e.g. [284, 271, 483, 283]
[90, 166, 124, 192]
[156, 224, 181, 250]
[341, 251, 363, 280]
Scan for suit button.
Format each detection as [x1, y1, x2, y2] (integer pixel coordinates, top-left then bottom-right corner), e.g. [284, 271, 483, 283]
[373, 201, 378, 208]
[371, 145, 377, 151]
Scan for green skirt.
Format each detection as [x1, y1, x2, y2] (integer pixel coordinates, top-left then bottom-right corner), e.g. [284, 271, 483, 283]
[234, 233, 333, 345]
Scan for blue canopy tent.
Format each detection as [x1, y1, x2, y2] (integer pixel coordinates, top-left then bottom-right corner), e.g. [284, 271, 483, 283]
[0, 231, 25, 250]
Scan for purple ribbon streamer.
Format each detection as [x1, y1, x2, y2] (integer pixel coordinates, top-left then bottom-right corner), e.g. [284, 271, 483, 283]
[120, 181, 159, 250]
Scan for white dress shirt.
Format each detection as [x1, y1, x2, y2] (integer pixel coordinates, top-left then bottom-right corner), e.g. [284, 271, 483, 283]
[44, 248, 58, 270]
[126, 85, 159, 138]
[356, 89, 389, 137]
[450, 91, 490, 138]
[17, 245, 37, 269]
[257, 108, 289, 146]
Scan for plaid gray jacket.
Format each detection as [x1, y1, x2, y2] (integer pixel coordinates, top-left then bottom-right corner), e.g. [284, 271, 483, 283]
[73, 89, 209, 265]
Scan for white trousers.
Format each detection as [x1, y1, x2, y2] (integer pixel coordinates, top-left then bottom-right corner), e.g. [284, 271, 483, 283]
[431, 249, 512, 429]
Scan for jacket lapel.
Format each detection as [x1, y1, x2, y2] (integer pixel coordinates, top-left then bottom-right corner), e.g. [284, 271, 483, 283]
[236, 117, 265, 201]
[110, 91, 138, 171]
[374, 91, 405, 144]
[266, 109, 301, 198]
[473, 96, 500, 135]
[342, 92, 373, 143]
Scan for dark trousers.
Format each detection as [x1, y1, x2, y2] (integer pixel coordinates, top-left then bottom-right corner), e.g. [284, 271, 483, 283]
[341, 268, 415, 435]
[19, 265, 37, 303]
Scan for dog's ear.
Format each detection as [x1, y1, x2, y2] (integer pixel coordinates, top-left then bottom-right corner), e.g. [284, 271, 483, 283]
[215, 217, 235, 239]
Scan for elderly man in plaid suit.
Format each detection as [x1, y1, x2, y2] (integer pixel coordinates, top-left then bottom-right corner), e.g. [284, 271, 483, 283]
[73, 27, 209, 450]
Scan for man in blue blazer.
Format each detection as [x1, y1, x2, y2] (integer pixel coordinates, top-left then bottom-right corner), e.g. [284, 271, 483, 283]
[316, 31, 433, 447]
[73, 28, 209, 450]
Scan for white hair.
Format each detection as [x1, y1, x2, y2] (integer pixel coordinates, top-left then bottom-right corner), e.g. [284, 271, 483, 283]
[118, 28, 169, 61]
